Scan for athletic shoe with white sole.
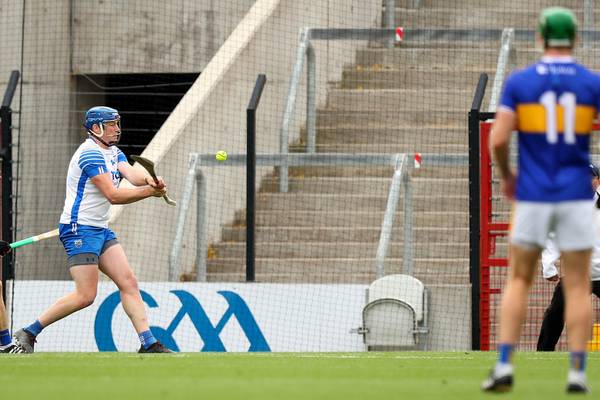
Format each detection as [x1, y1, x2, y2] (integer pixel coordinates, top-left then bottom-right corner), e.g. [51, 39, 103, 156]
[12, 329, 35, 353]
[0, 343, 27, 354]
[481, 364, 514, 393]
[566, 370, 590, 394]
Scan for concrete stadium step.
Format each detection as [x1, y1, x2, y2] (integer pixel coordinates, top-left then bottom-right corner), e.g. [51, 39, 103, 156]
[396, 8, 600, 30]
[207, 258, 468, 273]
[340, 68, 492, 89]
[518, 50, 600, 69]
[393, 0, 578, 9]
[394, 9, 537, 29]
[289, 143, 467, 154]
[355, 48, 600, 70]
[259, 177, 467, 195]
[234, 210, 468, 228]
[325, 88, 471, 111]
[316, 109, 467, 127]
[220, 226, 468, 242]
[305, 127, 468, 145]
[255, 193, 468, 212]
[355, 48, 506, 69]
[288, 165, 468, 178]
[206, 272, 470, 284]
[211, 241, 468, 259]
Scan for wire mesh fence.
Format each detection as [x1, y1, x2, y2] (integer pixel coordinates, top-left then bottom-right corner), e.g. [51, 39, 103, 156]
[0, 0, 596, 352]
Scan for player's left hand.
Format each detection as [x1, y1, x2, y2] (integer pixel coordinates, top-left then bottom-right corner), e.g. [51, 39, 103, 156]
[145, 176, 166, 189]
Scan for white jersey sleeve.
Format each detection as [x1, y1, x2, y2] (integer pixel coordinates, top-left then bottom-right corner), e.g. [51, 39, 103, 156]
[591, 190, 600, 280]
[59, 138, 125, 228]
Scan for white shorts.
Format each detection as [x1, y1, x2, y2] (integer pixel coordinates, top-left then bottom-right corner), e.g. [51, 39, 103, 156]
[510, 200, 596, 251]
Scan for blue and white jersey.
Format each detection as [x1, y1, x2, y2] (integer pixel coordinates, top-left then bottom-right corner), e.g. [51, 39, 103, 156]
[499, 55, 600, 202]
[59, 138, 127, 228]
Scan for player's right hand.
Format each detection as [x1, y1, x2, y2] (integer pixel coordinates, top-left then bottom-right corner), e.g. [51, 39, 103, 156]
[150, 186, 167, 197]
[145, 176, 166, 190]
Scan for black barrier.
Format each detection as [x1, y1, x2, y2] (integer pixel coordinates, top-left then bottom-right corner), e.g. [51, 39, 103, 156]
[246, 74, 266, 282]
[0, 70, 20, 300]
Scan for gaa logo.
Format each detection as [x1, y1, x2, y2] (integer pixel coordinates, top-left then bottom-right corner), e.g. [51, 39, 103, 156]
[74, 239, 83, 248]
[94, 290, 270, 352]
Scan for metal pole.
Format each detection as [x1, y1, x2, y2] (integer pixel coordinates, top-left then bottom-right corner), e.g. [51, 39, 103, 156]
[584, 0, 594, 49]
[246, 74, 266, 282]
[402, 172, 413, 275]
[169, 154, 199, 281]
[0, 71, 19, 292]
[279, 29, 310, 193]
[488, 28, 514, 113]
[385, 0, 396, 49]
[0, 107, 13, 286]
[468, 73, 488, 351]
[306, 43, 317, 154]
[246, 113, 256, 281]
[375, 154, 406, 279]
[196, 171, 207, 282]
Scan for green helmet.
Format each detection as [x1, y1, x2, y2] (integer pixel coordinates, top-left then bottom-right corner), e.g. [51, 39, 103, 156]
[538, 7, 578, 47]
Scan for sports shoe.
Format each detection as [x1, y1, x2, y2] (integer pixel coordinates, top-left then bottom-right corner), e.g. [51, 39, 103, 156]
[138, 341, 173, 353]
[566, 370, 590, 394]
[0, 343, 27, 353]
[12, 329, 36, 353]
[481, 368, 513, 393]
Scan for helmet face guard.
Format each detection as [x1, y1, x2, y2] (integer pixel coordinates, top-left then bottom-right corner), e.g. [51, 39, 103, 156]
[538, 7, 577, 48]
[84, 106, 121, 146]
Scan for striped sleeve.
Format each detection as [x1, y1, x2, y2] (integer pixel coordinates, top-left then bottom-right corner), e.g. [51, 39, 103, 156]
[79, 149, 108, 178]
[117, 148, 127, 163]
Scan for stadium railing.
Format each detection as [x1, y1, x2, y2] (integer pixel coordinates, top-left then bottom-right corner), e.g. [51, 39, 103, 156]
[278, 27, 402, 192]
[169, 152, 467, 283]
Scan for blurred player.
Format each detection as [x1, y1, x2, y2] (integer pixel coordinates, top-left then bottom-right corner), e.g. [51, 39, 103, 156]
[537, 163, 600, 351]
[12, 106, 172, 353]
[482, 7, 600, 394]
[0, 277, 25, 353]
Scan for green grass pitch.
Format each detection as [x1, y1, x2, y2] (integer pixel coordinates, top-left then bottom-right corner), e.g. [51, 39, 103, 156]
[1, 351, 598, 399]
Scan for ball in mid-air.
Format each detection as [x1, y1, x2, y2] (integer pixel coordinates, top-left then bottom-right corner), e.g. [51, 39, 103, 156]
[216, 150, 228, 161]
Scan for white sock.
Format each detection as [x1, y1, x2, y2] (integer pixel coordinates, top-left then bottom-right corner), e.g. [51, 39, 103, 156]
[494, 362, 514, 377]
[567, 370, 587, 384]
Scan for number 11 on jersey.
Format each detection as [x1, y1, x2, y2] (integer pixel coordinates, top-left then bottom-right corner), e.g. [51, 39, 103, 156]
[540, 90, 576, 144]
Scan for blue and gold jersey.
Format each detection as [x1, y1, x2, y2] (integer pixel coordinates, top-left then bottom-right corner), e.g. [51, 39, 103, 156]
[500, 56, 600, 202]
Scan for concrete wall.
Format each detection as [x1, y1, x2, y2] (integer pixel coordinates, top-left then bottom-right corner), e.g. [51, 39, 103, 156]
[0, 0, 261, 278]
[110, 0, 383, 281]
[426, 284, 471, 350]
[72, 0, 255, 74]
[0, 0, 74, 279]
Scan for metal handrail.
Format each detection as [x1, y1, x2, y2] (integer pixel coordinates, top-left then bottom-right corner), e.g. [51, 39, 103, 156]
[2, 70, 20, 108]
[171, 153, 413, 282]
[278, 28, 400, 193]
[584, 0, 595, 49]
[488, 28, 515, 113]
[169, 152, 469, 282]
[375, 153, 409, 278]
[384, 0, 396, 49]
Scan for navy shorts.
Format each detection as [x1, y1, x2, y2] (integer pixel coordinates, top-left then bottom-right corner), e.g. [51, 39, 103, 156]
[59, 224, 118, 267]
